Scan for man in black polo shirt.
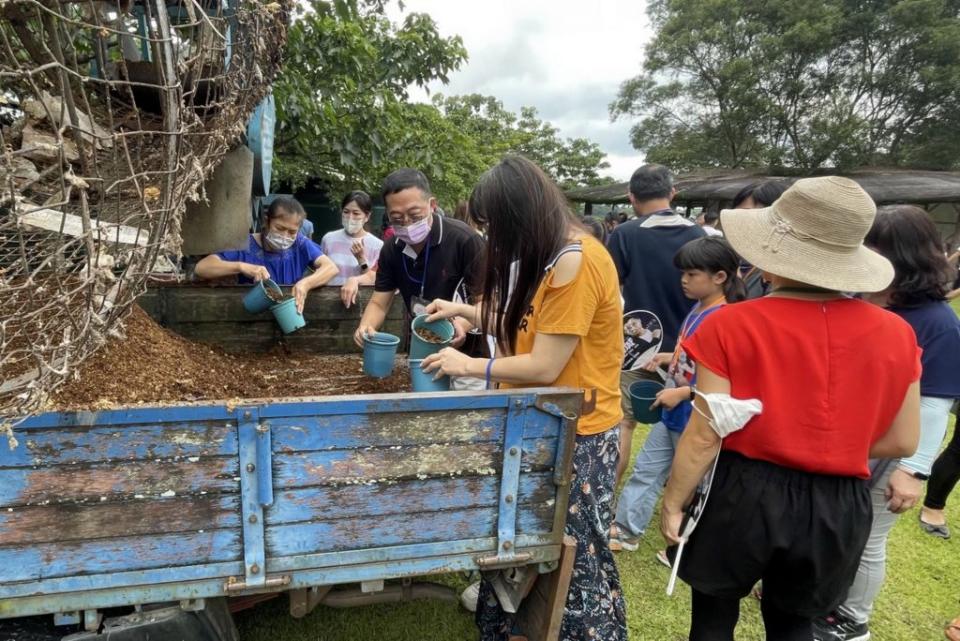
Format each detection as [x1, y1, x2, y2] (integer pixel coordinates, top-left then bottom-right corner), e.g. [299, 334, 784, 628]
[606, 164, 705, 482]
[354, 169, 486, 386]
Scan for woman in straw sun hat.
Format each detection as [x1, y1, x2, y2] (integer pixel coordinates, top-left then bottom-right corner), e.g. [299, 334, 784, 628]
[660, 176, 921, 641]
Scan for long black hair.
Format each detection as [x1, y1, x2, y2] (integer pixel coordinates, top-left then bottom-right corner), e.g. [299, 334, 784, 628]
[673, 237, 746, 302]
[865, 205, 952, 307]
[469, 156, 574, 353]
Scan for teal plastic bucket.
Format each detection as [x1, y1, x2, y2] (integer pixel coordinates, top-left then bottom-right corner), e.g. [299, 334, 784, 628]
[629, 380, 665, 424]
[243, 279, 283, 314]
[270, 298, 306, 334]
[409, 359, 450, 392]
[362, 332, 400, 378]
[409, 315, 454, 360]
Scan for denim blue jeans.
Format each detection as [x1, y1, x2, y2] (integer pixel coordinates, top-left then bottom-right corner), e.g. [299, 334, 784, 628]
[614, 422, 682, 538]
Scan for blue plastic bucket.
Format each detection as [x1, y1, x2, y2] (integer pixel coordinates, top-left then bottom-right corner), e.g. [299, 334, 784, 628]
[629, 380, 665, 424]
[362, 332, 400, 378]
[270, 298, 306, 334]
[409, 359, 450, 392]
[409, 315, 454, 360]
[243, 279, 283, 314]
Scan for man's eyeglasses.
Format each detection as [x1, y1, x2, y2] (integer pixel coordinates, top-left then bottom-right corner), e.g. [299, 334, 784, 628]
[388, 212, 428, 226]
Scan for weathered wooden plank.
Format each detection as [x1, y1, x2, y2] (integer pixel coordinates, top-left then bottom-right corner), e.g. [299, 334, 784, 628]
[266, 503, 555, 557]
[2, 422, 238, 468]
[0, 457, 239, 507]
[516, 535, 577, 641]
[142, 285, 405, 323]
[266, 473, 555, 526]
[138, 284, 407, 354]
[0, 529, 241, 583]
[0, 494, 240, 546]
[272, 437, 558, 488]
[270, 409, 505, 452]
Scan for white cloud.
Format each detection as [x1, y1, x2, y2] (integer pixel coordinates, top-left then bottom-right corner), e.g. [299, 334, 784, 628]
[388, 1, 653, 181]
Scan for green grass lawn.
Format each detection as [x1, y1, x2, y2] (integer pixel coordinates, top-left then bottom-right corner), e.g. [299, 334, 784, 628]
[237, 300, 960, 640]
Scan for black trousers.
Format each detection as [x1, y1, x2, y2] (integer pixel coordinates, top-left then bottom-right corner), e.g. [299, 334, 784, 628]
[690, 589, 813, 641]
[675, 452, 871, 618]
[924, 423, 960, 510]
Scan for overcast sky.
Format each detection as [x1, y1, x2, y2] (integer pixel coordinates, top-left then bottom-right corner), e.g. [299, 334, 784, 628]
[386, 1, 652, 181]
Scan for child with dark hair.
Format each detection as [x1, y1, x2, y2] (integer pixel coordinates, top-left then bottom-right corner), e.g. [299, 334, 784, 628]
[811, 203, 959, 641]
[611, 237, 744, 555]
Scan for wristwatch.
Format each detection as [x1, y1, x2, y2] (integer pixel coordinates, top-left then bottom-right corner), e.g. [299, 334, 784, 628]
[898, 465, 930, 481]
[359, 262, 369, 272]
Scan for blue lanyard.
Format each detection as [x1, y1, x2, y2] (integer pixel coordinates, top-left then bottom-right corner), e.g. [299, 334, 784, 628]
[401, 241, 431, 299]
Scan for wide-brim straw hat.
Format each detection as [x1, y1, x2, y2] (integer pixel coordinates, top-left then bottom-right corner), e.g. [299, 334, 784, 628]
[721, 176, 894, 292]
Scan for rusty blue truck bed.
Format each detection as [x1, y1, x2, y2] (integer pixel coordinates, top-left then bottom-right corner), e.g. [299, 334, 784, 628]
[0, 388, 580, 628]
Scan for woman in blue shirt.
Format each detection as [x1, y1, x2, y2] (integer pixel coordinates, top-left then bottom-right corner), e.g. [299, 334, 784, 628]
[195, 197, 338, 312]
[813, 204, 960, 641]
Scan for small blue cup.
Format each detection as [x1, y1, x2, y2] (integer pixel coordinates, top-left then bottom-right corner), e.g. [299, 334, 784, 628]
[362, 332, 400, 378]
[270, 298, 306, 334]
[629, 380, 665, 424]
[409, 315, 455, 360]
[409, 359, 450, 392]
[243, 279, 283, 314]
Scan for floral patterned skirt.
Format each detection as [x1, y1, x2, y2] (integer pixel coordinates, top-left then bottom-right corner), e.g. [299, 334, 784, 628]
[476, 427, 628, 641]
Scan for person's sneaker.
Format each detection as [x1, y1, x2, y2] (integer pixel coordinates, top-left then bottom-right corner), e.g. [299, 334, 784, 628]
[813, 611, 870, 641]
[460, 581, 480, 612]
[608, 524, 640, 552]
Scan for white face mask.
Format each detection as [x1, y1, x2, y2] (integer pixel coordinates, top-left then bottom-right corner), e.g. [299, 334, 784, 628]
[692, 391, 762, 438]
[342, 216, 365, 235]
[265, 231, 295, 251]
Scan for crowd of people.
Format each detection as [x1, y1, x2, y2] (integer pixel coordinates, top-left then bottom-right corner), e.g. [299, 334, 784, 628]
[194, 160, 960, 641]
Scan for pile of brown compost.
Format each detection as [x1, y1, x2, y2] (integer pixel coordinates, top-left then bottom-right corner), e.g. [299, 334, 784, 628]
[52, 306, 410, 410]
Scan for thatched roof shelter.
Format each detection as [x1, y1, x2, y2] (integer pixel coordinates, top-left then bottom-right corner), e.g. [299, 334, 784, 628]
[567, 168, 960, 206]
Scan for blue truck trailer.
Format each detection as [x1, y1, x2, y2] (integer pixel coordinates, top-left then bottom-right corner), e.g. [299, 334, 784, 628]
[0, 286, 582, 641]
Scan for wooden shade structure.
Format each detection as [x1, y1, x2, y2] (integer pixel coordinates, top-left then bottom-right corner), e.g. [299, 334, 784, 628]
[568, 168, 960, 241]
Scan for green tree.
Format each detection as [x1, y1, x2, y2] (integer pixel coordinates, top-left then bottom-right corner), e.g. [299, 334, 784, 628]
[272, 0, 468, 196]
[273, 2, 612, 204]
[611, 0, 960, 172]
[434, 94, 613, 191]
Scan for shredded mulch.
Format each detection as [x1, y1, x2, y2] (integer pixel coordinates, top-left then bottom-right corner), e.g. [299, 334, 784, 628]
[52, 306, 410, 410]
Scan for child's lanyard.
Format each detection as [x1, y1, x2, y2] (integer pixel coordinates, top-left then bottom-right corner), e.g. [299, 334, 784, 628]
[401, 241, 431, 301]
[670, 297, 725, 372]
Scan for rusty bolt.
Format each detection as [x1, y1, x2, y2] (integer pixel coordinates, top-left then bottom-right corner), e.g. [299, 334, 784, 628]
[509, 447, 518, 456]
[257, 424, 269, 433]
[502, 541, 513, 551]
[246, 463, 256, 473]
[505, 494, 514, 503]
[250, 564, 260, 575]
[248, 514, 258, 524]
[514, 399, 523, 408]
[243, 411, 252, 420]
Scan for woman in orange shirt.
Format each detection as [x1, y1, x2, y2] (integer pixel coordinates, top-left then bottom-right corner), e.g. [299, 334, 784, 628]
[423, 156, 626, 641]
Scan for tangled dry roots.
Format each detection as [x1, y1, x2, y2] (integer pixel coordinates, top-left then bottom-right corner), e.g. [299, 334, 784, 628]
[0, 0, 290, 443]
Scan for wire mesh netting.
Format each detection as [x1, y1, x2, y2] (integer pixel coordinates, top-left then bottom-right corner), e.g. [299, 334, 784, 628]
[0, 0, 289, 444]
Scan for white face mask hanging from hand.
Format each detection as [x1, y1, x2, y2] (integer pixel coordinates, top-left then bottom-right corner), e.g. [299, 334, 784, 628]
[666, 391, 763, 596]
